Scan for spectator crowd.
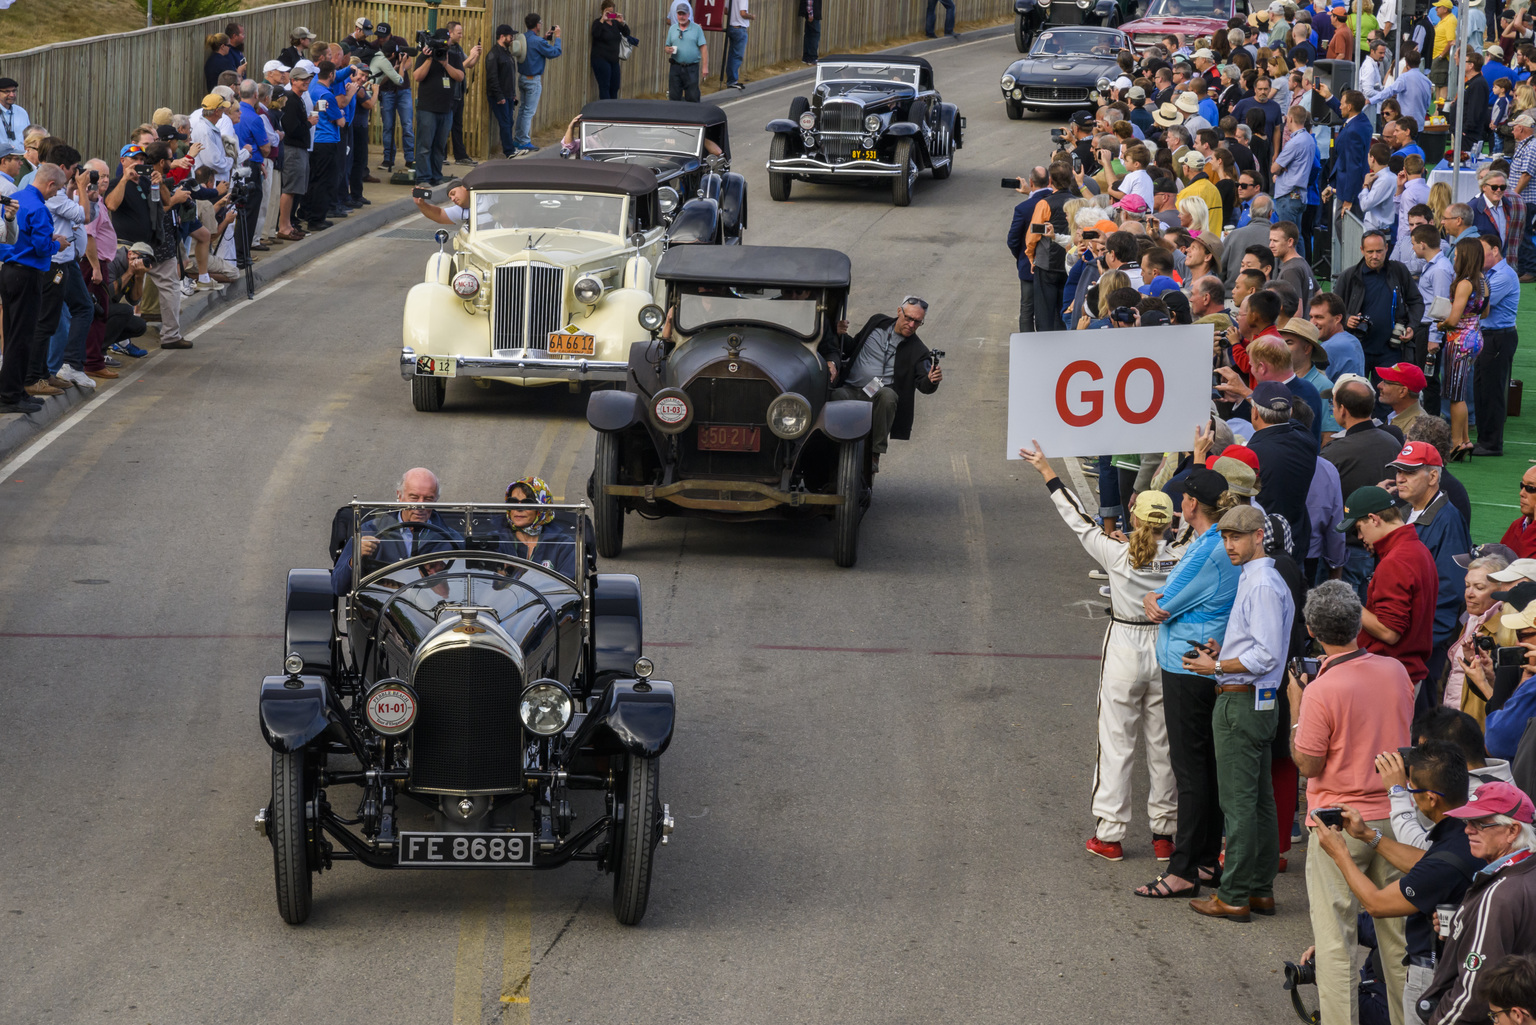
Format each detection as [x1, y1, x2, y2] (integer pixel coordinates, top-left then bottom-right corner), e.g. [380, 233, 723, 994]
[1009, 0, 1536, 1020]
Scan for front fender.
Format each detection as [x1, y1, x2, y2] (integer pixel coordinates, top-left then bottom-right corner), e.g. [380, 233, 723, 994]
[765, 118, 799, 134]
[820, 398, 873, 442]
[403, 281, 485, 356]
[718, 173, 747, 233]
[576, 678, 675, 757]
[285, 568, 335, 676]
[1015, 0, 1038, 11]
[667, 198, 720, 245]
[588, 389, 644, 433]
[1094, 0, 1117, 17]
[887, 122, 921, 138]
[591, 572, 643, 675]
[259, 675, 331, 753]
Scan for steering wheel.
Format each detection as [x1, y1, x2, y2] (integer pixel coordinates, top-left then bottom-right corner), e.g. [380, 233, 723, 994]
[361, 519, 462, 567]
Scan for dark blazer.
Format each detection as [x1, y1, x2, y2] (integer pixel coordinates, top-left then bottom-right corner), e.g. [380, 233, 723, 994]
[1445, 73, 1491, 147]
[823, 314, 939, 442]
[1248, 419, 1319, 564]
[1332, 258, 1424, 359]
[1472, 194, 1521, 255]
[487, 42, 518, 102]
[332, 512, 465, 594]
[803, 0, 825, 21]
[1007, 189, 1048, 282]
[483, 520, 577, 579]
[1329, 113, 1373, 212]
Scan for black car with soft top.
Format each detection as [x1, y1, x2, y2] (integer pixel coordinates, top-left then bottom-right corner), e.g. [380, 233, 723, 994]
[586, 245, 875, 566]
[765, 54, 963, 208]
[256, 501, 674, 926]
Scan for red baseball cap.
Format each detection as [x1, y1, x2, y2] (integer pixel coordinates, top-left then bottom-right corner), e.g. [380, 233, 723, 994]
[1377, 362, 1427, 393]
[1444, 780, 1536, 824]
[1206, 444, 1260, 472]
[1388, 441, 1444, 471]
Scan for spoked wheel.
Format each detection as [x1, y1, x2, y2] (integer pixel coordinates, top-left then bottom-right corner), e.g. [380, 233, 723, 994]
[833, 438, 866, 568]
[270, 748, 314, 925]
[612, 753, 661, 926]
[592, 429, 625, 558]
[891, 138, 916, 208]
[1015, 14, 1033, 52]
[768, 134, 793, 202]
[412, 374, 446, 412]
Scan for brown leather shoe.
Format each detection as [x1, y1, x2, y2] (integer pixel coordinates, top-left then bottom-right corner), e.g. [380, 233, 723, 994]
[1189, 894, 1251, 922]
[1250, 896, 1276, 916]
[47, 374, 74, 390]
[363, 174, 381, 183]
[160, 339, 194, 350]
[25, 381, 63, 397]
[85, 367, 120, 380]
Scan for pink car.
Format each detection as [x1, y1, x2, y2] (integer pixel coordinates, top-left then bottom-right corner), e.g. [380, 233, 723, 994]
[1120, 0, 1236, 52]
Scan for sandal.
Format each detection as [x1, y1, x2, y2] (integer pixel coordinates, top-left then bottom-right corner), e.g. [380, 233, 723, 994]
[1134, 873, 1200, 899]
[1198, 866, 1219, 885]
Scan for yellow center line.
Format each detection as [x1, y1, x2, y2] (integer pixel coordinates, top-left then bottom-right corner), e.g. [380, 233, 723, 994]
[451, 891, 490, 1025]
[548, 420, 592, 502]
[522, 419, 564, 482]
[499, 874, 532, 1015]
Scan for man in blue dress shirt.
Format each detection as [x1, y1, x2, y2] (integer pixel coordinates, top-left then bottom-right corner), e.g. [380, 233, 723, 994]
[1473, 234, 1522, 455]
[1368, 49, 1435, 129]
[0, 163, 62, 414]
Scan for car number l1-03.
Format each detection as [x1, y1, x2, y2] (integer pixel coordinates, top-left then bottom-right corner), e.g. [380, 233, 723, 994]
[416, 355, 457, 377]
[398, 831, 534, 867]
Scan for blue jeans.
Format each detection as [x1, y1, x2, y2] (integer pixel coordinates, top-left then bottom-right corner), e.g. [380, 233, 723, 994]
[724, 27, 748, 85]
[416, 109, 454, 185]
[491, 97, 517, 156]
[925, 0, 957, 35]
[1340, 545, 1374, 603]
[514, 75, 542, 149]
[47, 261, 92, 376]
[591, 56, 622, 99]
[378, 89, 414, 166]
[1274, 191, 1306, 228]
[803, 20, 821, 62]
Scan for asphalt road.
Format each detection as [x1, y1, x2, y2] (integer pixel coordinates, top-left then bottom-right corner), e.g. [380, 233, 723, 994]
[0, 32, 1317, 1025]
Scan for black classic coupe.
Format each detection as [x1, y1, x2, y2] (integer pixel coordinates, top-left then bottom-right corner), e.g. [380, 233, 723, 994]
[999, 27, 1133, 118]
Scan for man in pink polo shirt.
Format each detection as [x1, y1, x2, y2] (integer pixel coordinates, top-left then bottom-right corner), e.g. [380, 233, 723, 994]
[1288, 579, 1414, 1025]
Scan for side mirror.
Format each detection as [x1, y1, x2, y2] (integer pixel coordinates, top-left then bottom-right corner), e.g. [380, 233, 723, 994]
[628, 231, 646, 249]
[434, 228, 449, 257]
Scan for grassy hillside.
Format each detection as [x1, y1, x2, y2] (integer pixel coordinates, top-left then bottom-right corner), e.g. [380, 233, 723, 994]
[0, 0, 286, 56]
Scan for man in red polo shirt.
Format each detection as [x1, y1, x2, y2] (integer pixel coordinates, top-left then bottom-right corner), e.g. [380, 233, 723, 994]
[1501, 465, 1536, 559]
[1338, 485, 1438, 688]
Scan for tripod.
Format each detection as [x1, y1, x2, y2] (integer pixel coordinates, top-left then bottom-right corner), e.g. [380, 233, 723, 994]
[217, 172, 258, 300]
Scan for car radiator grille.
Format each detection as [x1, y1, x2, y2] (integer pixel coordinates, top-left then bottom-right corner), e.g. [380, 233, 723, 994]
[680, 377, 780, 479]
[492, 264, 565, 350]
[818, 101, 863, 161]
[410, 646, 524, 793]
[1023, 85, 1090, 102]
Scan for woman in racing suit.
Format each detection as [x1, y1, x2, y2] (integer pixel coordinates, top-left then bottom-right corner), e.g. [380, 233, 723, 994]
[1022, 442, 1185, 862]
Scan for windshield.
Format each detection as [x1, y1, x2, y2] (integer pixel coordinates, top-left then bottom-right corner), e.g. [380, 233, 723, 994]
[815, 63, 920, 91]
[581, 121, 703, 156]
[675, 286, 822, 338]
[346, 503, 586, 590]
[472, 192, 626, 235]
[1032, 29, 1129, 56]
[1139, 0, 1231, 18]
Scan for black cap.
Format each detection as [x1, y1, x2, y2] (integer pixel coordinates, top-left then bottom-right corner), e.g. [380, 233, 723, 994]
[1141, 308, 1171, 326]
[0, 77, 17, 90]
[1069, 111, 1095, 128]
[376, 21, 392, 35]
[496, 23, 515, 37]
[156, 124, 182, 141]
[1181, 466, 1229, 506]
[1159, 290, 1192, 324]
[1492, 579, 1536, 607]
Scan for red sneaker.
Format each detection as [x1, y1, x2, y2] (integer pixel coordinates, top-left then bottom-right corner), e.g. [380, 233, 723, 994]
[1086, 836, 1125, 861]
[1153, 836, 1176, 861]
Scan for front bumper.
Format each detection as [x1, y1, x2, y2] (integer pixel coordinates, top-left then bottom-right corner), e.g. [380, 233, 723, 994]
[400, 347, 629, 383]
[607, 479, 844, 514]
[1001, 88, 1096, 108]
[766, 156, 903, 177]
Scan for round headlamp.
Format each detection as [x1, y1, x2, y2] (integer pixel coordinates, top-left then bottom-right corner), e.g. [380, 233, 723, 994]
[798, 111, 817, 131]
[1001, 74, 1017, 91]
[452, 271, 480, 299]
[365, 680, 418, 736]
[650, 387, 693, 434]
[573, 275, 603, 305]
[802, 131, 817, 148]
[1013, 88, 1024, 99]
[863, 114, 881, 133]
[857, 134, 874, 149]
[1078, 0, 1092, 8]
[1096, 77, 1113, 93]
[519, 680, 573, 737]
[766, 392, 812, 440]
[658, 186, 679, 215]
[633, 656, 655, 679]
[638, 304, 666, 333]
[283, 652, 304, 675]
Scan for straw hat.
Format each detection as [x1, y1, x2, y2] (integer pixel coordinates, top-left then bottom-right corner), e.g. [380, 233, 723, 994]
[1153, 102, 1184, 127]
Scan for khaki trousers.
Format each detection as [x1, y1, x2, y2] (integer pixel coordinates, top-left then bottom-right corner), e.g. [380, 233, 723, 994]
[143, 256, 182, 344]
[1305, 817, 1407, 1025]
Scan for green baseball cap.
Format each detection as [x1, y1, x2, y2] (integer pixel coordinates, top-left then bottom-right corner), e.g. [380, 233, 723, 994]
[1337, 485, 1396, 532]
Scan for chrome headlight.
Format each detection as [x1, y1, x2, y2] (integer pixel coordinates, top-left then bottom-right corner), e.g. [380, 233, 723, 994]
[1001, 74, 1017, 91]
[650, 387, 693, 433]
[802, 131, 817, 148]
[451, 271, 480, 299]
[863, 114, 881, 133]
[658, 186, 680, 215]
[519, 680, 573, 736]
[1013, 88, 1024, 99]
[1078, 0, 1091, 8]
[860, 134, 876, 149]
[638, 304, 665, 332]
[283, 652, 304, 675]
[767, 392, 812, 440]
[1096, 77, 1112, 93]
[633, 656, 655, 679]
[798, 110, 817, 131]
[573, 274, 603, 305]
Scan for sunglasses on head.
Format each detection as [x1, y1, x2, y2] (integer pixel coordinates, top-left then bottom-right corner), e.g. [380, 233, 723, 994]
[901, 296, 929, 311]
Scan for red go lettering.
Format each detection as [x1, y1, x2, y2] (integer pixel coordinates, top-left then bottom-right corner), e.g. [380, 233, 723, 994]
[1054, 358, 1166, 426]
[1055, 360, 1103, 426]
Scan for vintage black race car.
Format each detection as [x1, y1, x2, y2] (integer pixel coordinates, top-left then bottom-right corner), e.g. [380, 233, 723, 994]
[1001, 26, 1133, 118]
[1015, 0, 1134, 51]
[256, 501, 674, 925]
[573, 99, 745, 246]
[765, 55, 963, 208]
[586, 245, 874, 567]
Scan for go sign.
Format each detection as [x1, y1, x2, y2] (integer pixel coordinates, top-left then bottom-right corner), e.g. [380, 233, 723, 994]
[1006, 326, 1212, 460]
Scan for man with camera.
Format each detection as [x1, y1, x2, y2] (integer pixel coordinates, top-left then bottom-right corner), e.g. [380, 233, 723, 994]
[824, 297, 943, 472]
[1006, 167, 1050, 332]
[104, 142, 193, 350]
[371, 23, 415, 175]
[1333, 230, 1423, 375]
[1308, 741, 1482, 1024]
[514, 14, 563, 155]
[1289, 579, 1414, 1025]
[414, 30, 466, 186]
[1022, 163, 1081, 332]
[0, 162, 63, 413]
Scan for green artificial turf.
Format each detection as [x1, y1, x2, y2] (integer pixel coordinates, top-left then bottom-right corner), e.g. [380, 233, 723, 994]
[1459, 282, 1535, 542]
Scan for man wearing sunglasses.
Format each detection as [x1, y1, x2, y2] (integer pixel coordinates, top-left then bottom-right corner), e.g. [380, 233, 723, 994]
[1309, 741, 1483, 1024]
[1415, 781, 1536, 1025]
[1500, 467, 1536, 560]
[826, 297, 943, 470]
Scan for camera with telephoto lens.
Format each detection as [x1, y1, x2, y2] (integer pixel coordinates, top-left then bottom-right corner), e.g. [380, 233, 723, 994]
[225, 166, 256, 207]
[415, 29, 435, 57]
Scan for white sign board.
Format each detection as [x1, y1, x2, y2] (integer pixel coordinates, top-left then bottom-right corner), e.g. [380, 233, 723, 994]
[1006, 325, 1214, 460]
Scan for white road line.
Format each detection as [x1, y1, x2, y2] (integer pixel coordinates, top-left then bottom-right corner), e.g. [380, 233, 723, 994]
[715, 33, 1005, 107]
[2, 277, 295, 479]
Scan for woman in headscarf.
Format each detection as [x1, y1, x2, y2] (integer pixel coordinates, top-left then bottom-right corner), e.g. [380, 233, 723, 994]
[499, 476, 576, 578]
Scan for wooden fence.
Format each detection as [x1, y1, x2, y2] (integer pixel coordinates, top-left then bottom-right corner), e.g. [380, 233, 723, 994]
[0, 1, 1006, 165]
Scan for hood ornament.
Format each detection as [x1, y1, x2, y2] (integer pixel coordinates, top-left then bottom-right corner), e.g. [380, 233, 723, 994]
[726, 333, 743, 358]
